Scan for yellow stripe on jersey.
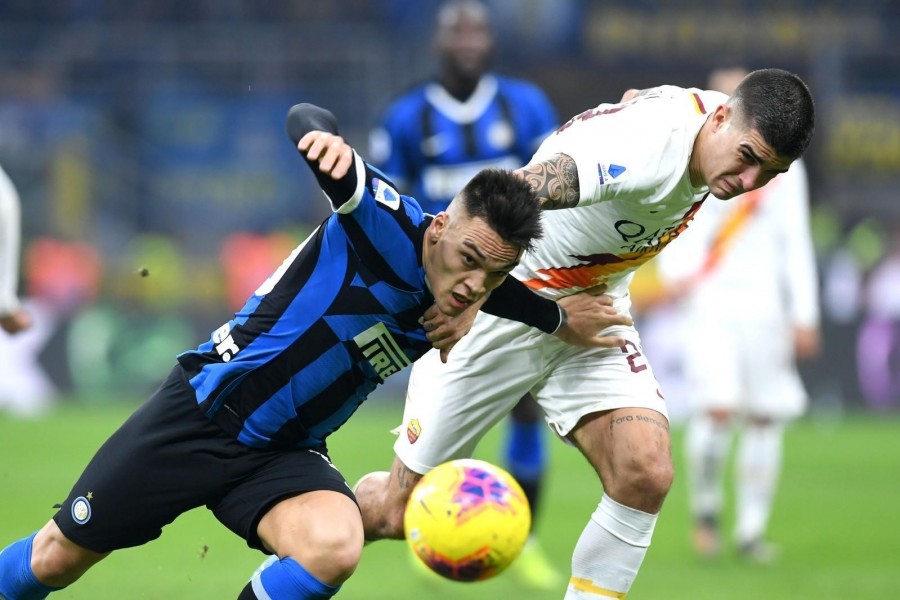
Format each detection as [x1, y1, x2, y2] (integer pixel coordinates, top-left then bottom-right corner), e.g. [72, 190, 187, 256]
[569, 577, 628, 598]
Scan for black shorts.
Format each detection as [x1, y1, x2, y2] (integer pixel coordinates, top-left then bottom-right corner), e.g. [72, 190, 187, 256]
[53, 366, 357, 554]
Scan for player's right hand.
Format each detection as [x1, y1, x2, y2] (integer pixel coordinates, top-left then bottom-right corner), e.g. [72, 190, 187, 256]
[297, 131, 354, 179]
[554, 293, 632, 348]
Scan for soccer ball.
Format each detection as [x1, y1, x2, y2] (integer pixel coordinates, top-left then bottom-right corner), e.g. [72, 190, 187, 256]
[404, 458, 531, 582]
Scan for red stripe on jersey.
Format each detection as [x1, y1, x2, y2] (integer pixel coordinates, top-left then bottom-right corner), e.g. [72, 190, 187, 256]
[692, 93, 707, 114]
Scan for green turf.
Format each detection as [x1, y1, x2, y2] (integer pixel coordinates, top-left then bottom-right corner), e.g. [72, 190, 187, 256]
[1, 398, 898, 599]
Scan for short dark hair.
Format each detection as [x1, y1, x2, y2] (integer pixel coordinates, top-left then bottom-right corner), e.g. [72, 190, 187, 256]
[729, 68, 815, 160]
[458, 169, 543, 253]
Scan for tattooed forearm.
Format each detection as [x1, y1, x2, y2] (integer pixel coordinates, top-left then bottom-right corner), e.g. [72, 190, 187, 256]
[518, 153, 580, 209]
[394, 463, 424, 490]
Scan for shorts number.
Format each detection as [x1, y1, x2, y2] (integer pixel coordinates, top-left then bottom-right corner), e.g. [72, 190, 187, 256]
[620, 340, 648, 373]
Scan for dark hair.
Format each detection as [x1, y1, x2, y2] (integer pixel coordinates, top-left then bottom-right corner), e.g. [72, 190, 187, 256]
[459, 169, 543, 253]
[729, 68, 815, 160]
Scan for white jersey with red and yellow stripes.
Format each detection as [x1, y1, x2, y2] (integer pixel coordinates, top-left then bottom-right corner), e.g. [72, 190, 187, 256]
[515, 86, 727, 312]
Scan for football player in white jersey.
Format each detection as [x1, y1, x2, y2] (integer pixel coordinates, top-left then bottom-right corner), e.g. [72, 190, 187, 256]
[654, 67, 821, 564]
[355, 68, 816, 598]
[0, 164, 32, 335]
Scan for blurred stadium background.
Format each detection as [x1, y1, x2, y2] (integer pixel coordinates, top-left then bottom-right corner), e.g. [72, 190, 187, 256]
[1, 1, 899, 598]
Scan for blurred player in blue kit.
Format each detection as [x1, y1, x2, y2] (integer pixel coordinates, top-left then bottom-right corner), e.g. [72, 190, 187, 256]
[368, 1, 561, 586]
[0, 104, 623, 599]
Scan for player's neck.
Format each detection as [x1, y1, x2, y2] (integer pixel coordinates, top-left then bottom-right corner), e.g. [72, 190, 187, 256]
[440, 73, 481, 102]
[689, 119, 711, 188]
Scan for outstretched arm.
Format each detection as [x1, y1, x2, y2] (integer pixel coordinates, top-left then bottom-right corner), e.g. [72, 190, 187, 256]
[515, 153, 581, 209]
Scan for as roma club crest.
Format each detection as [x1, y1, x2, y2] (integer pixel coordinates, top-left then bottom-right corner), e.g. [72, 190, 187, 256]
[407, 419, 422, 444]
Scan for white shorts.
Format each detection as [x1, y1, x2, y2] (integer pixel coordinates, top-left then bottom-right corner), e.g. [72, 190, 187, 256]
[682, 317, 807, 419]
[394, 312, 668, 475]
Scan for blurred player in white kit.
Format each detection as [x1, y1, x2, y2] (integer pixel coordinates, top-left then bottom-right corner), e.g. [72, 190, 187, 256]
[656, 67, 821, 563]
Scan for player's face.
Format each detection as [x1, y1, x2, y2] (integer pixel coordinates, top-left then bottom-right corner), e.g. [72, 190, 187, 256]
[424, 211, 521, 317]
[702, 105, 793, 200]
[436, 13, 493, 79]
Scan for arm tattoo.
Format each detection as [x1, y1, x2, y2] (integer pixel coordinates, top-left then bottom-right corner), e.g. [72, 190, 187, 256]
[394, 463, 424, 490]
[518, 153, 580, 209]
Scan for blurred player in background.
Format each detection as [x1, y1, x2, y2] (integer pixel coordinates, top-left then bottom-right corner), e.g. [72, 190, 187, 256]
[0, 164, 32, 335]
[356, 68, 817, 599]
[655, 67, 821, 563]
[368, 1, 561, 586]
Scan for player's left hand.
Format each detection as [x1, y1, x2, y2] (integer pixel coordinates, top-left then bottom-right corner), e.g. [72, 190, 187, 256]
[297, 131, 354, 179]
[421, 298, 486, 363]
[554, 293, 632, 348]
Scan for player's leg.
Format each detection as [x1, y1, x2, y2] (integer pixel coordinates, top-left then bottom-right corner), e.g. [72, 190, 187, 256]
[356, 315, 542, 541]
[564, 407, 671, 599]
[732, 323, 807, 562]
[683, 408, 734, 556]
[0, 521, 103, 598]
[681, 325, 741, 557]
[503, 393, 562, 589]
[505, 394, 546, 521]
[733, 415, 784, 562]
[536, 333, 671, 599]
[239, 492, 362, 599]
[2, 366, 222, 596]
[219, 445, 365, 599]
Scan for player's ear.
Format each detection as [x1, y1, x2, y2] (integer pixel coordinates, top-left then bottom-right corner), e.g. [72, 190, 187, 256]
[430, 212, 448, 243]
[712, 104, 730, 131]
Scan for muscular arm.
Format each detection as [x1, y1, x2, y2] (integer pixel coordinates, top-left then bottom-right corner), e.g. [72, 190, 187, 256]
[515, 153, 580, 209]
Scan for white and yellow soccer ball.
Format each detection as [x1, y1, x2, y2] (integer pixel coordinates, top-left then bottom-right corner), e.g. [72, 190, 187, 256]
[404, 458, 531, 582]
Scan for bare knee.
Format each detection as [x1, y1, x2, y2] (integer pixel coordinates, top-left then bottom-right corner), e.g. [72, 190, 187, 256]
[296, 519, 363, 584]
[355, 457, 423, 541]
[31, 520, 107, 587]
[609, 452, 674, 513]
[258, 491, 364, 586]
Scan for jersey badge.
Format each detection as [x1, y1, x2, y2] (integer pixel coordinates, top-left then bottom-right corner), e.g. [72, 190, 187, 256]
[372, 178, 401, 210]
[354, 322, 412, 380]
[406, 418, 422, 444]
[597, 163, 627, 184]
[608, 164, 627, 178]
[71, 496, 92, 525]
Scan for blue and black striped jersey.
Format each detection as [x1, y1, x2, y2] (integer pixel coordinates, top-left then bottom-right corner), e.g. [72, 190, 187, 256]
[178, 151, 434, 450]
[369, 75, 558, 215]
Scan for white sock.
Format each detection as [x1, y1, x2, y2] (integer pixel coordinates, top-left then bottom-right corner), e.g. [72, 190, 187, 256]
[564, 494, 657, 599]
[735, 422, 784, 544]
[684, 414, 732, 520]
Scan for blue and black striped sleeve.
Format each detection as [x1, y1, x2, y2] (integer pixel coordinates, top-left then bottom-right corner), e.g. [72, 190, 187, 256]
[482, 276, 563, 334]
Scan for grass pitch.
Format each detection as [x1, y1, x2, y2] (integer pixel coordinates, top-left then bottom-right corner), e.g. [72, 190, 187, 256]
[1, 397, 898, 599]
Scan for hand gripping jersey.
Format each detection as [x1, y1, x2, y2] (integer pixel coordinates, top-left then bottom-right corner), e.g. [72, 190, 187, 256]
[370, 75, 558, 214]
[516, 86, 727, 311]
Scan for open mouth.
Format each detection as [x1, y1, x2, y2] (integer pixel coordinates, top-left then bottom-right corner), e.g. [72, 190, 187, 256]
[451, 292, 472, 309]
